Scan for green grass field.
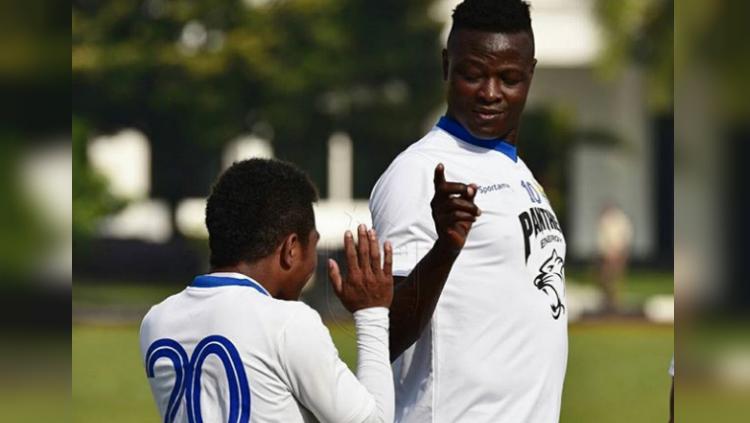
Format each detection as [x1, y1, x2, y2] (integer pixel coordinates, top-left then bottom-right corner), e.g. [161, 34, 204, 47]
[73, 322, 673, 423]
[73, 272, 675, 422]
[73, 270, 674, 309]
[1, 334, 70, 421]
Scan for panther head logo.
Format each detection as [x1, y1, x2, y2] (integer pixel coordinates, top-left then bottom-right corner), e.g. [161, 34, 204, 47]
[533, 249, 566, 319]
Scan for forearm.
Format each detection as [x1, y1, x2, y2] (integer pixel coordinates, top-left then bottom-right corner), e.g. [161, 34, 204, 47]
[389, 241, 459, 361]
[353, 307, 394, 423]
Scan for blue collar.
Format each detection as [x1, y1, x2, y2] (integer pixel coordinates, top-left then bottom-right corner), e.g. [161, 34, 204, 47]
[191, 273, 270, 296]
[436, 116, 518, 162]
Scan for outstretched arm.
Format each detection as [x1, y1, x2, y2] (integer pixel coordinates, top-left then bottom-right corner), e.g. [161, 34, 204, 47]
[388, 164, 480, 361]
[283, 226, 394, 423]
[328, 225, 394, 423]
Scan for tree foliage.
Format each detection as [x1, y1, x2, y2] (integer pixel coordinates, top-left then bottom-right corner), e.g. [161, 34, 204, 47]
[72, 117, 125, 246]
[594, 0, 673, 112]
[73, 0, 444, 201]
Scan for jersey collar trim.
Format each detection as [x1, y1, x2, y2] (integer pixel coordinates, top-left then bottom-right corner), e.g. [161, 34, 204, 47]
[191, 272, 270, 296]
[436, 115, 518, 162]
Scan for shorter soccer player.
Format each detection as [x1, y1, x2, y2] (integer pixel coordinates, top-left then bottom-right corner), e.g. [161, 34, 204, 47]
[140, 159, 394, 423]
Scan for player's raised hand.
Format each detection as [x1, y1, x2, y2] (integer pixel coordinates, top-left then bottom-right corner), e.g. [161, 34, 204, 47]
[431, 163, 481, 255]
[328, 224, 393, 313]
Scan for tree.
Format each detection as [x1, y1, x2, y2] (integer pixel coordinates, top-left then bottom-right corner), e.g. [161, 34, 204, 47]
[72, 0, 445, 212]
[72, 117, 124, 246]
[594, 0, 673, 113]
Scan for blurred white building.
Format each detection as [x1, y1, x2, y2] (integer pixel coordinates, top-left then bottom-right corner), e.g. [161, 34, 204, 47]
[89, 126, 369, 250]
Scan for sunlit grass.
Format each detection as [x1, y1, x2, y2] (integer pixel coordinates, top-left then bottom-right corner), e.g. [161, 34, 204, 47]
[73, 322, 673, 423]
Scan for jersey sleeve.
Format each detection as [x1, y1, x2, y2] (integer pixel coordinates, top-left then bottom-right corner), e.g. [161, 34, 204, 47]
[352, 307, 394, 423]
[369, 153, 437, 277]
[277, 304, 392, 423]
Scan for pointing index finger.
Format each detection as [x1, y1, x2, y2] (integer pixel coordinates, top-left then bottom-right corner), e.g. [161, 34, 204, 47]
[434, 163, 446, 188]
[466, 183, 478, 201]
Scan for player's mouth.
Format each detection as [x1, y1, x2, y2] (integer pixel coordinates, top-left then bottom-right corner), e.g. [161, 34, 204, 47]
[473, 108, 504, 122]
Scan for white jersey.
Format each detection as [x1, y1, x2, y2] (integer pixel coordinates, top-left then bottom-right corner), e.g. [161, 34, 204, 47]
[370, 120, 568, 422]
[139, 272, 393, 423]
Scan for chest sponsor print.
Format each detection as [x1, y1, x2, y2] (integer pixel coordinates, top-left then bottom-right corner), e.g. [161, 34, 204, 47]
[518, 206, 566, 319]
[533, 249, 566, 319]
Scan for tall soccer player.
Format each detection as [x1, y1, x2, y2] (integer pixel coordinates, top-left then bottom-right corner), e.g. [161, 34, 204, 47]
[140, 159, 395, 422]
[370, 0, 568, 421]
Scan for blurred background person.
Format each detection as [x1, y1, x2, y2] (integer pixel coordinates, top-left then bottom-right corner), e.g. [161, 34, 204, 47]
[596, 202, 633, 314]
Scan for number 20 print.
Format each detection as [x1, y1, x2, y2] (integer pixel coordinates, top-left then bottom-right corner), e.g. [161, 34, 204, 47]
[145, 335, 251, 423]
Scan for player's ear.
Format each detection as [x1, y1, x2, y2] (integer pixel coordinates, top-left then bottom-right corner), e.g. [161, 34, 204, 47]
[442, 48, 449, 81]
[280, 233, 299, 270]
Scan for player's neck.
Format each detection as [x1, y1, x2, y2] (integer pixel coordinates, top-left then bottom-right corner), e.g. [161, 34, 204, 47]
[505, 129, 518, 146]
[210, 261, 281, 297]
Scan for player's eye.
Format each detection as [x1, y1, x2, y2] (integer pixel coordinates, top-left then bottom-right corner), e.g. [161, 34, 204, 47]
[502, 71, 525, 86]
[459, 67, 483, 82]
[505, 78, 523, 87]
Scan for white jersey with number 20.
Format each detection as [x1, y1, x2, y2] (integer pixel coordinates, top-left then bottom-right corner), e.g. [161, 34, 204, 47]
[139, 272, 392, 423]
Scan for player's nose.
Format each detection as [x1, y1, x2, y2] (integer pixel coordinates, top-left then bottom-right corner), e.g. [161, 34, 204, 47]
[477, 78, 502, 103]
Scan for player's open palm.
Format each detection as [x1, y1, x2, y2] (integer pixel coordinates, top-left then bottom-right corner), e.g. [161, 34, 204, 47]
[328, 224, 393, 313]
[431, 163, 481, 254]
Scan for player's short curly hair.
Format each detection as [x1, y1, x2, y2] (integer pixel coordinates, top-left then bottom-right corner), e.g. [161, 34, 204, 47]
[206, 158, 318, 267]
[449, 0, 533, 39]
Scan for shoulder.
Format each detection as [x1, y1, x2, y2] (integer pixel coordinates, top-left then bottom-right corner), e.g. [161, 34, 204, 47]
[371, 130, 446, 199]
[223, 296, 326, 337]
[515, 156, 550, 191]
[383, 128, 453, 176]
[276, 300, 327, 335]
[515, 157, 537, 179]
[140, 289, 185, 328]
[274, 302, 337, 363]
[139, 289, 189, 353]
[284, 300, 322, 321]
[380, 147, 437, 181]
